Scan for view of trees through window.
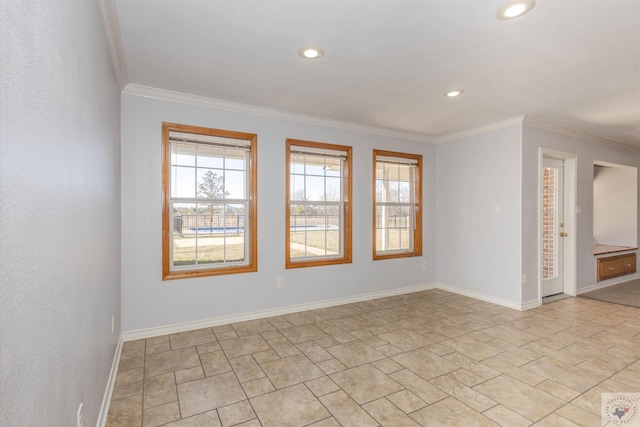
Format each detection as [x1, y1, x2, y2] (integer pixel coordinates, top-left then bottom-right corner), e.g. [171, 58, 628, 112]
[286, 139, 352, 268]
[163, 124, 423, 278]
[163, 123, 257, 280]
[170, 142, 248, 266]
[289, 154, 342, 258]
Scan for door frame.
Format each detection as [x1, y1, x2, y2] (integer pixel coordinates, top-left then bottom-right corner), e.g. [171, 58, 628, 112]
[538, 148, 577, 302]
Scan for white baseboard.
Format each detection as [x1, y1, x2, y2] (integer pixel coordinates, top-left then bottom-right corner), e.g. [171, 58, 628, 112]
[122, 283, 437, 341]
[577, 273, 640, 295]
[436, 282, 525, 310]
[97, 337, 123, 427]
[521, 299, 541, 310]
[121, 280, 563, 342]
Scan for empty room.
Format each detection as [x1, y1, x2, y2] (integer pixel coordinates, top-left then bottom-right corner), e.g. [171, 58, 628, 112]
[2, 0, 640, 426]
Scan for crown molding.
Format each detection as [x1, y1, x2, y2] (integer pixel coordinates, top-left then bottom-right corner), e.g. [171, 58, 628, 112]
[122, 83, 437, 143]
[523, 117, 640, 152]
[436, 115, 640, 151]
[436, 116, 525, 143]
[97, 0, 128, 90]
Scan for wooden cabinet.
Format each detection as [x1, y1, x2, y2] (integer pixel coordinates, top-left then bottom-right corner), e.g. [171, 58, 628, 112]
[597, 253, 636, 281]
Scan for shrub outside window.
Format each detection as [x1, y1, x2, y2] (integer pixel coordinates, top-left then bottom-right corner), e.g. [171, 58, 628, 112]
[162, 122, 257, 280]
[373, 149, 422, 260]
[286, 139, 352, 268]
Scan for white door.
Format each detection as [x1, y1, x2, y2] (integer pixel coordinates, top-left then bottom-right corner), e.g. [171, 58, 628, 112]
[541, 157, 565, 297]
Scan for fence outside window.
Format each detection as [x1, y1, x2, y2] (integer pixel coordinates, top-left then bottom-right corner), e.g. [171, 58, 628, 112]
[173, 214, 411, 237]
[173, 213, 244, 236]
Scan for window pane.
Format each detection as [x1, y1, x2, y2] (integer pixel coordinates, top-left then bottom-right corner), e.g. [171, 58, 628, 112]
[325, 177, 341, 201]
[291, 175, 305, 201]
[224, 170, 246, 199]
[397, 164, 411, 181]
[290, 204, 308, 257]
[376, 198, 413, 252]
[325, 204, 340, 225]
[172, 143, 196, 166]
[375, 180, 384, 202]
[386, 163, 399, 181]
[305, 161, 325, 177]
[196, 204, 245, 264]
[289, 203, 343, 259]
[172, 203, 197, 266]
[225, 153, 246, 171]
[193, 202, 220, 233]
[306, 230, 328, 255]
[172, 166, 196, 198]
[291, 155, 305, 174]
[386, 181, 400, 202]
[171, 202, 247, 267]
[290, 204, 307, 228]
[326, 230, 340, 254]
[398, 181, 411, 203]
[196, 168, 226, 199]
[196, 145, 223, 168]
[325, 158, 341, 177]
[377, 163, 413, 201]
[305, 175, 325, 201]
[289, 204, 307, 257]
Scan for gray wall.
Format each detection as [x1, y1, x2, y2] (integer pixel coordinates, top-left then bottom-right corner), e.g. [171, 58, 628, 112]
[436, 126, 523, 304]
[121, 94, 436, 332]
[0, 1, 121, 425]
[521, 125, 640, 302]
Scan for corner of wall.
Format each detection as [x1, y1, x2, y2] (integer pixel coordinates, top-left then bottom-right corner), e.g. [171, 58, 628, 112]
[96, 337, 123, 427]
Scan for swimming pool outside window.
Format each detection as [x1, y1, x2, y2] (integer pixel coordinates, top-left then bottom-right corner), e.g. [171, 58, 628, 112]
[162, 123, 257, 280]
[286, 139, 352, 268]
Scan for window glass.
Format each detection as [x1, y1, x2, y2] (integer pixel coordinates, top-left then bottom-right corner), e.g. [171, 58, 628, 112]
[286, 140, 352, 268]
[163, 123, 257, 280]
[373, 150, 422, 260]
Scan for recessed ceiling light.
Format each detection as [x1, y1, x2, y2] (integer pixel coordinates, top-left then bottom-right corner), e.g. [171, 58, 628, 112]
[497, 0, 535, 20]
[299, 47, 324, 59]
[444, 89, 464, 98]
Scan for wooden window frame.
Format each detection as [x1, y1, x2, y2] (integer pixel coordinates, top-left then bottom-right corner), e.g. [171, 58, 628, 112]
[162, 122, 257, 280]
[285, 139, 352, 269]
[373, 149, 422, 260]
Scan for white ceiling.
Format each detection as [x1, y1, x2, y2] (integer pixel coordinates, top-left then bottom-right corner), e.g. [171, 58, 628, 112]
[105, 0, 640, 146]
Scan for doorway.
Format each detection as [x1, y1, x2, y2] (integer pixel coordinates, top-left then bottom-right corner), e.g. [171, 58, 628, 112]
[541, 158, 564, 297]
[539, 150, 577, 301]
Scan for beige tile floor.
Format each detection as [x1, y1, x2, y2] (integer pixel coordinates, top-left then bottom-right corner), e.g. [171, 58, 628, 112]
[106, 289, 640, 427]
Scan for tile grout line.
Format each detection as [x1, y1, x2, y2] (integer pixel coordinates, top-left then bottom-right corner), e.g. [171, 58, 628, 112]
[108, 291, 639, 427]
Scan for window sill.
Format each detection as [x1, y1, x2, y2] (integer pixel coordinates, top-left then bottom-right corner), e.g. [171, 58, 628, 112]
[163, 264, 257, 280]
[286, 257, 352, 269]
[373, 251, 422, 261]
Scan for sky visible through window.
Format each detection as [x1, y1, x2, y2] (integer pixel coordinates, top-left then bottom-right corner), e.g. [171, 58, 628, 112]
[171, 147, 246, 201]
[290, 154, 341, 202]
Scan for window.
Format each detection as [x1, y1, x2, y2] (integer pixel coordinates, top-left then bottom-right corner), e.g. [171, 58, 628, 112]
[162, 123, 257, 280]
[373, 150, 422, 260]
[286, 139, 352, 268]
